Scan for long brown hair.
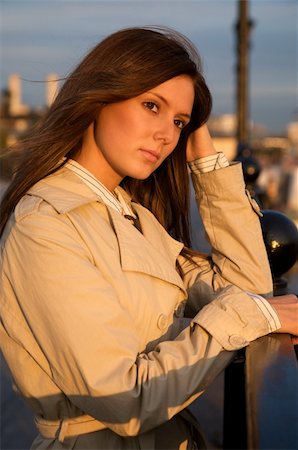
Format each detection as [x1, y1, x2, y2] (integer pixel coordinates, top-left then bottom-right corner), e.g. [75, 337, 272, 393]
[0, 27, 212, 251]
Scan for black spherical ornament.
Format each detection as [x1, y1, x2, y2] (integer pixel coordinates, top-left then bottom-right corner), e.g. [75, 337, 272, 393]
[236, 155, 261, 184]
[260, 210, 298, 278]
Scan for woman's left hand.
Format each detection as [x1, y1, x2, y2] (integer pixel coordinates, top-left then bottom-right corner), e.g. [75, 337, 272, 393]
[268, 294, 298, 345]
[186, 123, 218, 162]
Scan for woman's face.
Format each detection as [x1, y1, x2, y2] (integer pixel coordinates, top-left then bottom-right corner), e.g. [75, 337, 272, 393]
[81, 74, 195, 190]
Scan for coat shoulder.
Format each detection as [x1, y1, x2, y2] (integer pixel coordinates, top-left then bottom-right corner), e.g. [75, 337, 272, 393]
[14, 194, 59, 222]
[15, 195, 47, 222]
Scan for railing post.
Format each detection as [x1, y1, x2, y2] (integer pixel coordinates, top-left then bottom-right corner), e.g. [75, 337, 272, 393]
[223, 349, 247, 449]
[246, 334, 298, 450]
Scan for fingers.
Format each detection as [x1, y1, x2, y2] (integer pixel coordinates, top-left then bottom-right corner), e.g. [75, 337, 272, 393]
[186, 124, 217, 161]
[267, 295, 298, 337]
[268, 294, 297, 304]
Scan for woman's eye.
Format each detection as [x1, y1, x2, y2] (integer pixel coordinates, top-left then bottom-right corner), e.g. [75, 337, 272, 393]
[174, 119, 186, 130]
[144, 102, 159, 113]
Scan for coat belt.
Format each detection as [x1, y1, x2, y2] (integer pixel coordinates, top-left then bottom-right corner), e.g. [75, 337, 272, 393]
[35, 414, 107, 443]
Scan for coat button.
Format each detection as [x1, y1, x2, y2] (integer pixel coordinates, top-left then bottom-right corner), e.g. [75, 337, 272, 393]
[157, 314, 168, 330]
[228, 335, 248, 348]
[174, 303, 185, 318]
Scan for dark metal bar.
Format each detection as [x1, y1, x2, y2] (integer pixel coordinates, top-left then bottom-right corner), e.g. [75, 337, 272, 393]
[223, 349, 247, 449]
[245, 334, 298, 450]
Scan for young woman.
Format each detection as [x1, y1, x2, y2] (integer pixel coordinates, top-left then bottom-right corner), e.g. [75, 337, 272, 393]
[0, 27, 297, 450]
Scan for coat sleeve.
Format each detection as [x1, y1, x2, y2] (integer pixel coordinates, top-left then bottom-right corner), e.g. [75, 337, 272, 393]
[2, 206, 278, 437]
[179, 163, 273, 316]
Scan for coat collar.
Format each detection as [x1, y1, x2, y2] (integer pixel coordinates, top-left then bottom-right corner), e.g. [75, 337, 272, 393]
[27, 167, 186, 294]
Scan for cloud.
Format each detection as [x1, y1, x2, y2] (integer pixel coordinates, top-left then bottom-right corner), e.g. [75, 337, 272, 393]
[251, 85, 298, 97]
[1, 1, 236, 37]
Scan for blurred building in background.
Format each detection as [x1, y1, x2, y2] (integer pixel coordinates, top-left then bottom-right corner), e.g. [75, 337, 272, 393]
[208, 111, 298, 224]
[0, 73, 59, 180]
[0, 73, 59, 147]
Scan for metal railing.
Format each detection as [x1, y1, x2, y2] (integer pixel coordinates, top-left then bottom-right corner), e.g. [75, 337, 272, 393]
[224, 334, 298, 450]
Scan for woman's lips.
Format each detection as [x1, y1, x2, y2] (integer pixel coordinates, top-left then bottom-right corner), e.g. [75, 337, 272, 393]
[139, 149, 160, 162]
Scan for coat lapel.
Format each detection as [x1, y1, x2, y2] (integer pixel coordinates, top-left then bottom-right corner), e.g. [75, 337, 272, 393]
[108, 206, 186, 294]
[27, 167, 186, 294]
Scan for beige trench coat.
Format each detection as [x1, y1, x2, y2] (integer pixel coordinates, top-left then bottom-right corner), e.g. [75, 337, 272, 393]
[0, 163, 275, 449]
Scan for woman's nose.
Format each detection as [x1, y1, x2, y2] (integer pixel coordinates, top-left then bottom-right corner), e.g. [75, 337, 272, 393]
[153, 121, 176, 145]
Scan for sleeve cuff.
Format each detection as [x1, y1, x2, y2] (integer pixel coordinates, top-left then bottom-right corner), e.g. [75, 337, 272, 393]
[192, 285, 281, 351]
[246, 292, 281, 332]
[188, 152, 229, 174]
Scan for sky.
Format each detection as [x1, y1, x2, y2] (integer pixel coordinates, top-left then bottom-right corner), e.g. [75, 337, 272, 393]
[0, 0, 297, 135]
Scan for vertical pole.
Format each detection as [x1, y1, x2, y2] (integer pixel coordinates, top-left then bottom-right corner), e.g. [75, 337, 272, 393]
[224, 9, 254, 448]
[235, 0, 253, 145]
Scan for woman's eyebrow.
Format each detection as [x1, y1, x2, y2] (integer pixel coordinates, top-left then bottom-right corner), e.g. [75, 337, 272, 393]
[148, 91, 191, 120]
